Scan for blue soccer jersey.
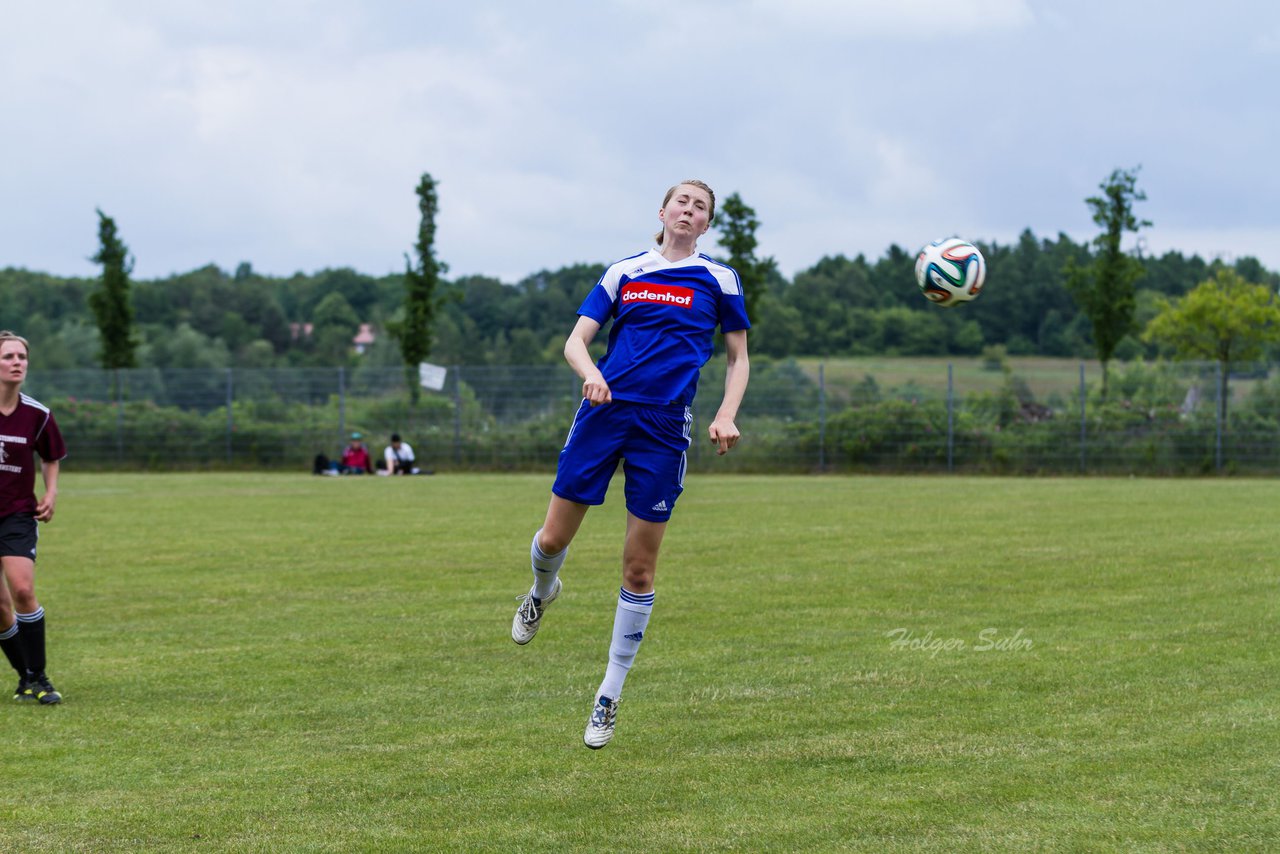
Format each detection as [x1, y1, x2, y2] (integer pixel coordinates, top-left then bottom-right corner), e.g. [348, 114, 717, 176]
[577, 248, 750, 406]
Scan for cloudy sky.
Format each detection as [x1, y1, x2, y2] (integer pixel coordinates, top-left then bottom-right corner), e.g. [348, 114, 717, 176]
[3, 1, 1278, 284]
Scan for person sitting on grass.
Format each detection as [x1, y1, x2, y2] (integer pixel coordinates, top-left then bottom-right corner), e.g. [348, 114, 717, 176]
[339, 433, 372, 475]
[383, 433, 417, 475]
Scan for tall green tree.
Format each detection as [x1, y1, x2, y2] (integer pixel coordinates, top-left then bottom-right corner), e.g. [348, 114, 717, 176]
[1142, 268, 1280, 422]
[89, 208, 138, 369]
[1067, 167, 1151, 400]
[713, 192, 776, 323]
[391, 173, 444, 401]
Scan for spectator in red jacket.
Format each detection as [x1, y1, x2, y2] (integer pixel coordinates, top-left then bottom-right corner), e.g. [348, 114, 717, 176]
[339, 433, 372, 474]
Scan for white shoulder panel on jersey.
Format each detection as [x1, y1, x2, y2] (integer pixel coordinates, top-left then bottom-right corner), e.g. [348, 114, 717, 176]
[693, 254, 743, 296]
[19, 393, 50, 415]
[597, 249, 658, 301]
[19, 393, 52, 441]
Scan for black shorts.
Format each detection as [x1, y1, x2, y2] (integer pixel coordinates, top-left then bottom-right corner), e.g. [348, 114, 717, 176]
[0, 513, 38, 561]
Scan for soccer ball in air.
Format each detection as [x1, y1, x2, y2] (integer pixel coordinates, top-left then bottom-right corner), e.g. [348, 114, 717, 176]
[914, 238, 986, 307]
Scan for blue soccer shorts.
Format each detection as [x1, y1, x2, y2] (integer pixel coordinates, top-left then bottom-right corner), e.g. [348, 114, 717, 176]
[552, 399, 693, 523]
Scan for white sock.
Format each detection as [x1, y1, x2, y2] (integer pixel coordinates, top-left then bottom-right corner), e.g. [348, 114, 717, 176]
[530, 529, 567, 600]
[597, 587, 654, 701]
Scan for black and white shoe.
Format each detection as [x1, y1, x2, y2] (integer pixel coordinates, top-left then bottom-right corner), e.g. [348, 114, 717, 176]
[511, 578, 561, 645]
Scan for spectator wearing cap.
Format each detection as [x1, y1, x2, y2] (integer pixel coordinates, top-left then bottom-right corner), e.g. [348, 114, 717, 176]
[383, 434, 417, 475]
[339, 432, 372, 474]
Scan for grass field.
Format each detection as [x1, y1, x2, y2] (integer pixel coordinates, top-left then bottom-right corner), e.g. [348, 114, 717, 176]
[3, 473, 1278, 852]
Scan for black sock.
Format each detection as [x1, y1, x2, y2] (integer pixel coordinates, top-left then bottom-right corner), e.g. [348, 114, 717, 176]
[0, 621, 25, 677]
[16, 608, 45, 675]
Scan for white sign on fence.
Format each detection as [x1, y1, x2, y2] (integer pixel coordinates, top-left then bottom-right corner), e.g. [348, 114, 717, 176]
[418, 362, 447, 391]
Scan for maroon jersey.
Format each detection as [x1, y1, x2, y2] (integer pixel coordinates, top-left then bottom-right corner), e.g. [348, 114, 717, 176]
[0, 393, 67, 517]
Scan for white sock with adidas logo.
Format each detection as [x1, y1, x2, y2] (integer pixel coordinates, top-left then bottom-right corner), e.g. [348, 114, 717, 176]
[597, 587, 654, 701]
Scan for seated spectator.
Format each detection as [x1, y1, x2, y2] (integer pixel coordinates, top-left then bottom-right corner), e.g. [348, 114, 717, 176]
[384, 433, 417, 475]
[339, 432, 372, 474]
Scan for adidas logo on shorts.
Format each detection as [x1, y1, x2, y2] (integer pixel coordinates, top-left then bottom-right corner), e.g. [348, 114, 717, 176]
[650, 500, 668, 512]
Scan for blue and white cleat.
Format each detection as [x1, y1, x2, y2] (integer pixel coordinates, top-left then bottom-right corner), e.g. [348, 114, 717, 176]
[584, 695, 619, 749]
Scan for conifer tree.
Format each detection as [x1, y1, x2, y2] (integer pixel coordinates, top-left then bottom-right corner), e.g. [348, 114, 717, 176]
[1067, 167, 1150, 400]
[391, 173, 444, 401]
[714, 192, 776, 324]
[89, 208, 138, 369]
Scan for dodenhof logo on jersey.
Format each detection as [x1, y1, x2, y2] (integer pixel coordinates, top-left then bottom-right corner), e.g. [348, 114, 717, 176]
[621, 283, 695, 309]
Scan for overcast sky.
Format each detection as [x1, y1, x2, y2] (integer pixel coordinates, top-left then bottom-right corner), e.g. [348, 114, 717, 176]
[3, 1, 1278, 284]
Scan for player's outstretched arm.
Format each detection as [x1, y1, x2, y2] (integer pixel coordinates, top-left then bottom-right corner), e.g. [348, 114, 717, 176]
[708, 330, 749, 455]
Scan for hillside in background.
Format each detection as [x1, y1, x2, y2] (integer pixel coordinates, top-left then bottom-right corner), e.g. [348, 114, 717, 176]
[3, 230, 1277, 370]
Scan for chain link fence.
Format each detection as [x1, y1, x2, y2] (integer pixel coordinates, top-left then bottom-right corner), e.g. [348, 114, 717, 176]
[23, 359, 1280, 475]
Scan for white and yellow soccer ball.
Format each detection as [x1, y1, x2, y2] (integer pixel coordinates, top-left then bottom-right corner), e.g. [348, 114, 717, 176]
[914, 238, 986, 307]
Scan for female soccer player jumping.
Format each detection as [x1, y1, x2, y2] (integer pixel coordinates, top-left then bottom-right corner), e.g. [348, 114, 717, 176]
[511, 180, 750, 749]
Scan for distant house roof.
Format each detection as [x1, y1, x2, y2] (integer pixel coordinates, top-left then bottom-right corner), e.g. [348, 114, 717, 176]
[353, 323, 376, 354]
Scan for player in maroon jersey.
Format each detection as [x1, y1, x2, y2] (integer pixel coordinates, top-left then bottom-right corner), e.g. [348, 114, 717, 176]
[0, 331, 67, 704]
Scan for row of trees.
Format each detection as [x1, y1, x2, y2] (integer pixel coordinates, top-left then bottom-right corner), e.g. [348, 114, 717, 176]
[3, 170, 1278, 393]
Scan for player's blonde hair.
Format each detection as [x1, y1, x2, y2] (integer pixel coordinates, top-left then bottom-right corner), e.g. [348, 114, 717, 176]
[0, 331, 29, 355]
[654, 179, 716, 246]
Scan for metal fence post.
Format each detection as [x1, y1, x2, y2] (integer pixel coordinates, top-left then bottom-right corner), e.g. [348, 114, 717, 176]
[226, 368, 234, 465]
[1079, 362, 1087, 473]
[818, 362, 827, 472]
[453, 366, 463, 467]
[114, 369, 124, 463]
[947, 362, 954, 473]
[338, 367, 346, 449]
[1216, 361, 1224, 473]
